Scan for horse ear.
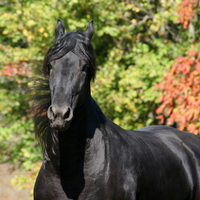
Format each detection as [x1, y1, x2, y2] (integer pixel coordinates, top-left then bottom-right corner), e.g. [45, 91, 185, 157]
[85, 20, 94, 41]
[55, 19, 65, 40]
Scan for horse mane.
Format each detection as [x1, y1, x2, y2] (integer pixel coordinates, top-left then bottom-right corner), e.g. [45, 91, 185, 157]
[31, 75, 51, 152]
[33, 30, 96, 152]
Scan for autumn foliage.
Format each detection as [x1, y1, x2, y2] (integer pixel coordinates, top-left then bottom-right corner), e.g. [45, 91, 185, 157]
[178, 0, 200, 29]
[0, 62, 30, 77]
[156, 44, 200, 135]
[156, 0, 200, 135]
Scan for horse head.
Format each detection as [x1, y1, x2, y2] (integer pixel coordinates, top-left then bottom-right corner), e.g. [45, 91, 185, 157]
[44, 19, 96, 131]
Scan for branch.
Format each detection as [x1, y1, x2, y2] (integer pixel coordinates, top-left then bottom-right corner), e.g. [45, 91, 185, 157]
[130, 15, 153, 30]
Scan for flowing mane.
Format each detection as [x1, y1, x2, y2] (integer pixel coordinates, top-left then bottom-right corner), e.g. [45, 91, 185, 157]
[33, 29, 96, 151]
[32, 76, 50, 151]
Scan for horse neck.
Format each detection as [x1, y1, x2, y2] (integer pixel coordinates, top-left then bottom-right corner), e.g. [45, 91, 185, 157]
[58, 87, 106, 172]
[44, 83, 107, 177]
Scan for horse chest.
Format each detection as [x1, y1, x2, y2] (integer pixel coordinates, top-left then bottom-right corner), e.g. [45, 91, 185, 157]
[78, 174, 108, 200]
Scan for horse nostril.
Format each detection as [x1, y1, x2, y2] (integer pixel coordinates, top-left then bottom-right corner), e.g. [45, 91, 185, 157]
[63, 107, 73, 122]
[47, 105, 56, 120]
[64, 108, 70, 119]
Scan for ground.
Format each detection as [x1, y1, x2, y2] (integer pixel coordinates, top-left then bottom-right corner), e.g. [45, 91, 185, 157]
[0, 164, 31, 200]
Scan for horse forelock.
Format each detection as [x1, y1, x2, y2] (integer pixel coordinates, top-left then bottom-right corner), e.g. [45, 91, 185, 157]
[43, 30, 96, 81]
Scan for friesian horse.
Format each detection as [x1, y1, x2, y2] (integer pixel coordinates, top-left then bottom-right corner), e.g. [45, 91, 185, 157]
[33, 19, 200, 200]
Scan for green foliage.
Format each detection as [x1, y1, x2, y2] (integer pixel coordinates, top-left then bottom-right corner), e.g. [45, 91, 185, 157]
[0, 0, 198, 194]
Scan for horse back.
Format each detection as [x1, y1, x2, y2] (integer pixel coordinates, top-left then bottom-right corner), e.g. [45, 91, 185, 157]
[103, 124, 200, 200]
[131, 125, 200, 200]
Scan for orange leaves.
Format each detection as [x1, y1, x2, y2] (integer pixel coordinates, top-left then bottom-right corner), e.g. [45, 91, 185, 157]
[156, 45, 200, 135]
[157, 115, 164, 124]
[195, 63, 200, 73]
[0, 62, 31, 78]
[0, 62, 32, 88]
[170, 56, 193, 75]
[177, 0, 200, 29]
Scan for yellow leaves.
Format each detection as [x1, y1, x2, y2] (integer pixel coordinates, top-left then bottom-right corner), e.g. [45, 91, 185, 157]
[27, 35, 32, 41]
[113, 118, 121, 126]
[99, 78, 104, 82]
[35, 162, 42, 172]
[147, 20, 151, 26]
[193, 70, 199, 75]
[126, 4, 140, 12]
[16, 10, 22, 15]
[134, 71, 139, 76]
[131, 19, 136, 24]
[27, 19, 35, 26]
[126, 4, 133, 9]
[91, 86, 95, 92]
[133, 108, 137, 112]
[39, 27, 44, 33]
[24, 57, 29, 61]
[135, 8, 140, 13]
[38, 27, 48, 37]
[3, 30, 8, 35]
[21, 148, 30, 158]
[118, 108, 122, 113]
[43, 32, 48, 37]
[7, 107, 12, 111]
[2, 13, 7, 18]
[39, 28, 48, 37]
[150, 25, 159, 32]
[153, 26, 159, 32]
[22, 29, 28, 36]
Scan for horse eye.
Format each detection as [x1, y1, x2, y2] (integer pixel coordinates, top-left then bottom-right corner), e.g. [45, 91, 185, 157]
[48, 63, 53, 70]
[82, 64, 88, 72]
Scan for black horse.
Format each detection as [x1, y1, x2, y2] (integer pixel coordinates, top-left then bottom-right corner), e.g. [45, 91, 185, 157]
[33, 19, 200, 200]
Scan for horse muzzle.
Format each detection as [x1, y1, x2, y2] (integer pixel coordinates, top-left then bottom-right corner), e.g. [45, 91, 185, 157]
[47, 105, 73, 131]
